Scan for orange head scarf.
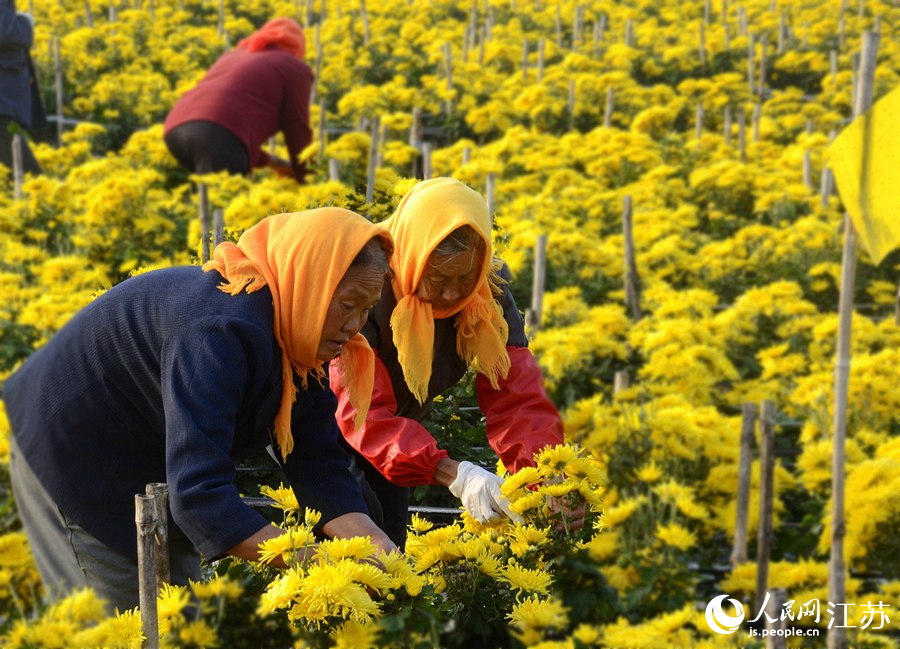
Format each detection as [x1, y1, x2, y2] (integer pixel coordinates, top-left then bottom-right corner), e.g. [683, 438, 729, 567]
[203, 208, 392, 460]
[237, 18, 306, 59]
[384, 177, 510, 404]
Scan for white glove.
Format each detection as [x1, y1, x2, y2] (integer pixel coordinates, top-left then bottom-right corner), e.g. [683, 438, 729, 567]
[448, 461, 522, 524]
[17, 12, 35, 29]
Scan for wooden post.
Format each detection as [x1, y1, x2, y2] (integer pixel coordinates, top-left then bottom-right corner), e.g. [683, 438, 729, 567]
[422, 142, 432, 180]
[485, 172, 496, 218]
[757, 35, 768, 96]
[839, 15, 845, 48]
[624, 18, 634, 46]
[360, 0, 370, 46]
[731, 403, 757, 567]
[376, 121, 387, 168]
[820, 167, 834, 208]
[765, 589, 788, 649]
[803, 150, 813, 189]
[622, 195, 641, 321]
[462, 146, 471, 165]
[695, 102, 704, 144]
[212, 209, 224, 248]
[317, 102, 326, 160]
[365, 115, 380, 204]
[724, 105, 733, 146]
[752, 102, 761, 143]
[830, 49, 838, 85]
[328, 158, 340, 181]
[108, 4, 116, 21]
[604, 86, 614, 128]
[11, 133, 24, 201]
[829, 31, 879, 649]
[537, 37, 545, 82]
[521, 38, 529, 82]
[738, 105, 747, 162]
[197, 184, 210, 263]
[84, 0, 93, 27]
[409, 107, 423, 178]
[704, 0, 711, 23]
[54, 37, 64, 146]
[755, 399, 776, 614]
[699, 21, 707, 69]
[145, 483, 170, 588]
[613, 370, 629, 394]
[747, 32, 755, 93]
[568, 79, 576, 130]
[525, 234, 548, 331]
[136, 495, 160, 649]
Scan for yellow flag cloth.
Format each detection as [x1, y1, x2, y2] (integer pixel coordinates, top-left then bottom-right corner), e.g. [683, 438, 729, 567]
[829, 84, 900, 265]
[383, 177, 510, 404]
[203, 208, 392, 460]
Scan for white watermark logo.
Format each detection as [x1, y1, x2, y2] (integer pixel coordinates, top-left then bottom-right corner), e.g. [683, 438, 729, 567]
[705, 594, 745, 634]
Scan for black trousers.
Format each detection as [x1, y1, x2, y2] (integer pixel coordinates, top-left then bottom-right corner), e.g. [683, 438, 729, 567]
[1, 116, 42, 178]
[164, 120, 250, 175]
[348, 450, 411, 549]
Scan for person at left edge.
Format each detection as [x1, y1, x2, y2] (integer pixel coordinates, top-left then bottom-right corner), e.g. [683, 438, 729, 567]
[0, 0, 45, 177]
[163, 17, 312, 182]
[3, 208, 395, 614]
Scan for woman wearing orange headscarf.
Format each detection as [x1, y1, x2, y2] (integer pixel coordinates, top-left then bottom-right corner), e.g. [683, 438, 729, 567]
[329, 178, 564, 546]
[164, 18, 312, 182]
[4, 208, 394, 613]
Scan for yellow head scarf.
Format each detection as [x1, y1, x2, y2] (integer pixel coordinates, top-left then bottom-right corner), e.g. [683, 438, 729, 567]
[384, 177, 510, 404]
[203, 208, 392, 460]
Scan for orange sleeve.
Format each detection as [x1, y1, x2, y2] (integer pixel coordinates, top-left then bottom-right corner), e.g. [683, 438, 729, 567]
[475, 346, 564, 475]
[329, 354, 448, 487]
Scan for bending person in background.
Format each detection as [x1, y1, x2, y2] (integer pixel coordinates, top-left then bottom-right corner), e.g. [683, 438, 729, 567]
[3, 208, 395, 613]
[0, 0, 45, 178]
[330, 177, 564, 547]
[163, 17, 312, 183]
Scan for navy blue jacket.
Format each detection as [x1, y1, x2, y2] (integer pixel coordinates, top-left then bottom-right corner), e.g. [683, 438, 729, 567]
[2, 266, 367, 560]
[0, 0, 35, 127]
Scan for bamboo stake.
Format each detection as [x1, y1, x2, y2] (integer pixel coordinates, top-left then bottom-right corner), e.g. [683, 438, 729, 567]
[365, 116, 380, 204]
[622, 195, 641, 321]
[747, 32, 755, 92]
[11, 133, 23, 201]
[777, 9, 786, 54]
[830, 49, 838, 84]
[624, 18, 634, 46]
[555, 5, 562, 48]
[829, 30, 879, 649]
[462, 146, 471, 165]
[895, 287, 899, 325]
[755, 399, 776, 614]
[731, 403, 757, 567]
[568, 79, 576, 129]
[311, 25, 322, 104]
[613, 370, 629, 394]
[478, 25, 486, 65]
[197, 183, 210, 263]
[803, 150, 813, 189]
[212, 209, 224, 248]
[525, 234, 548, 331]
[695, 102, 704, 144]
[738, 4, 747, 35]
[217, 0, 224, 38]
[328, 158, 340, 181]
[725, 23, 731, 51]
[704, 0, 711, 23]
[376, 121, 387, 168]
[136, 495, 160, 649]
[108, 4, 115, 21]
[145, 483, 170, 588]
[84, 0, 93, 27]
[721, 0, 728, 25]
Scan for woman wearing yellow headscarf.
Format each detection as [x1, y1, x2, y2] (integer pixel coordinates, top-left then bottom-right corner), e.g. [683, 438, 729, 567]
[329, 178, 563, 545]
[4, 208, 395, 613]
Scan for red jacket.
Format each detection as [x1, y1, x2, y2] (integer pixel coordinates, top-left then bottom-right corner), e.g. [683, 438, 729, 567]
[329, 271, 563, 486]
[164, 48, 312, 182]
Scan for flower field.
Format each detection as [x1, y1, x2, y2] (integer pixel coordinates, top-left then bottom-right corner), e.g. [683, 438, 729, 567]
[1, 0, 900, 647]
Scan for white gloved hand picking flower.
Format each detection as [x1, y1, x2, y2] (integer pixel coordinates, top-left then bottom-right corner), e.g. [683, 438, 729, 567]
[448, 461, 523, 524]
